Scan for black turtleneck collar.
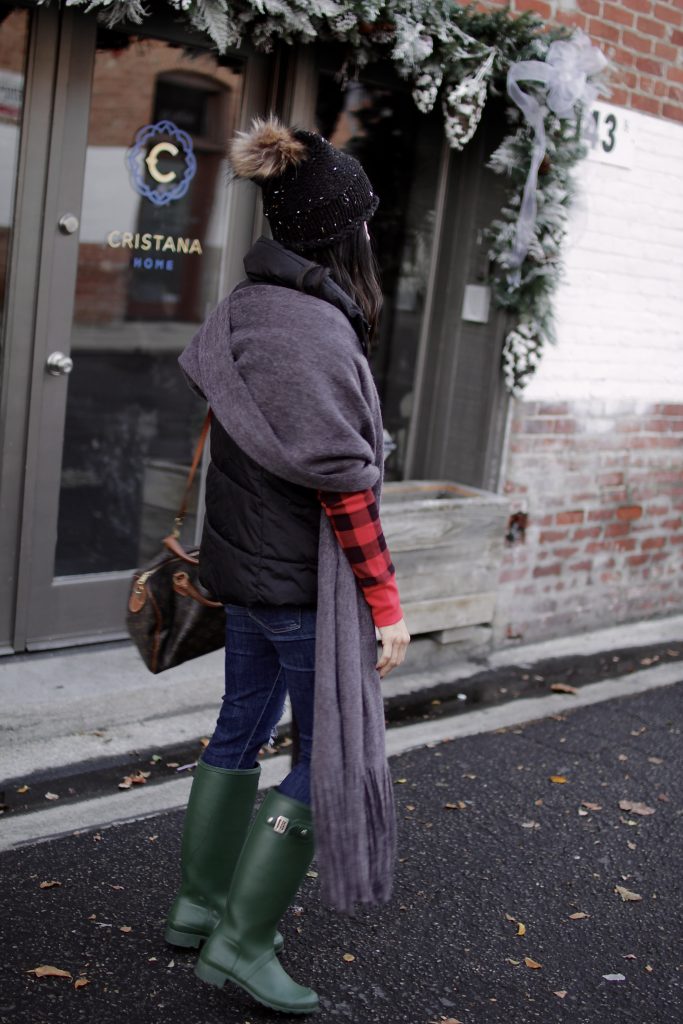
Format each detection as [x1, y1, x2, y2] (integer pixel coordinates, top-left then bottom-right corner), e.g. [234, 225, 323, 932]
[241, 237, 369, 356]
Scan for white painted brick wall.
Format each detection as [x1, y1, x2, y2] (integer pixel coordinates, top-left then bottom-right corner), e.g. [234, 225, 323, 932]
[524, 108, 683, 403]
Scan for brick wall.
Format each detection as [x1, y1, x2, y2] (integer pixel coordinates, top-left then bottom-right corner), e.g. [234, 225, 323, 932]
[480, 0, 683, 123]
[496, 400, 683, 643]
[494, 101, 683, 645]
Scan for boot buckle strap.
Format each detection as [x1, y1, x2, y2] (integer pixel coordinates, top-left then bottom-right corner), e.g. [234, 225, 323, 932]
[266, 815, 312, 839]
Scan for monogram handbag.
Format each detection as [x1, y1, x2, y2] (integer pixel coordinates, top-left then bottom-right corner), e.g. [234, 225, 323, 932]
[126, 413, 226, 673]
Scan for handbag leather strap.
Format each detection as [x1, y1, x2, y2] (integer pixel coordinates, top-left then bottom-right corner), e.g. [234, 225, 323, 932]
[163, 410, 211, 553]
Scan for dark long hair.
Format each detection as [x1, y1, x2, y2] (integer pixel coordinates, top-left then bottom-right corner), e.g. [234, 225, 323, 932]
[306, 224, 383, 345]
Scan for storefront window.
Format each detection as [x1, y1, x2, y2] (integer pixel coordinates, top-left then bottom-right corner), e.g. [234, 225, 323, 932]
[316, 72, 443, 480]
[0, 8, 29, 341]
[55, 32, 244, 575]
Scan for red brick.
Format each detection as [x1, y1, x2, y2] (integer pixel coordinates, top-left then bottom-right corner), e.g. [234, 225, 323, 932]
[622, 28, 654, 51]
[599, 472, 624, 487]
[667, 84, 683, 101]
[655, 2, 683, 23]
[514, 0, 553, 17]
[637, 14, 667, 34]
[573, 526, 602, 540]
[588, 509, 614, 522]
[632, 93, 661, 114]
[578, 0, 601, 13]
[569, 560, 593, 572]
[614, 538, 637, 552]
[556, 510, 585, 526]
[606, 522, 631, 538]
[663, 97, 683, 117]
[662, 518, 682, 530]
[556, 10, 588, 29]
[616, 505, 643, 521]
[500, 568, 528, 583]
[554, 546, 580, 559]
[621, 0, 654, 11]
[610, 87, 629, 104]
[642, 536, 666, 550]
[533, 563, 562, 578]
[670, 534, 683, 545]
[587, 542, 612, 554]
[646, 504, 670, 516]
[540, 529, 569, 543]
[671, 29, 683, 46]
[656, 41, 678, 60]
[627, 554, 649, 567]
[591, 18, 621, 41]
[604, 2, 636, 24]
[635, 56, 662, 74]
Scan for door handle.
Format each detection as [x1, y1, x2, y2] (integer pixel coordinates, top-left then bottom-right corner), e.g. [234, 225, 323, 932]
[46, 351, 74, 376]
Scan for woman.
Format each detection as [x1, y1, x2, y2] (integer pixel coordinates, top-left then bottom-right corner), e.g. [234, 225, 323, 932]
[165, 117, 410, 1014]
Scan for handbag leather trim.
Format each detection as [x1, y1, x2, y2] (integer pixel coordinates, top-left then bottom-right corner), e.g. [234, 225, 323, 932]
[172, 570, 223, 608]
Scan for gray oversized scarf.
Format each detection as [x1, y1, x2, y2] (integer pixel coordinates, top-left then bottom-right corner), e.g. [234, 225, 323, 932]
[179, 240, 396, 911]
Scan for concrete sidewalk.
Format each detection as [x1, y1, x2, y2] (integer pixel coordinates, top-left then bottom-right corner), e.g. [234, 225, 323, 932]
[2, 677, 681, 1024]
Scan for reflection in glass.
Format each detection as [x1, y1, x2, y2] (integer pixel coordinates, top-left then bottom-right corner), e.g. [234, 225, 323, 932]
[0, 9, 29, 341]
[316, 72, 442, 480]
[55, 33, 244, 575]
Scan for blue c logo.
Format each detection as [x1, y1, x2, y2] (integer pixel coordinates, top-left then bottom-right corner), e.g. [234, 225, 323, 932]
[126, 120, 197, 207]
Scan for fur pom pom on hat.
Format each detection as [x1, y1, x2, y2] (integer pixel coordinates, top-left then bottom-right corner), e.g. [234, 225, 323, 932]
[229, 116, 379, 252]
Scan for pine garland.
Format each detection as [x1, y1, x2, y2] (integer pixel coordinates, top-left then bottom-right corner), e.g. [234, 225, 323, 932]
[41, 0, 603, 393]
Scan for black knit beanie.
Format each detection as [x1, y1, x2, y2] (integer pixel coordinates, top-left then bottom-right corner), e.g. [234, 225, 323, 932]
[229, 117, 379, 252]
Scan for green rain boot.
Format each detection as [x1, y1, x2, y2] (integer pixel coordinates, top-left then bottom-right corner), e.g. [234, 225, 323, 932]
[195, 789, 319, 1015]
[164, 760, 284, 954]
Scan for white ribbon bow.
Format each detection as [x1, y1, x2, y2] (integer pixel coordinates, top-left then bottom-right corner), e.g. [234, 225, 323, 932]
[506, 29, 607, 281]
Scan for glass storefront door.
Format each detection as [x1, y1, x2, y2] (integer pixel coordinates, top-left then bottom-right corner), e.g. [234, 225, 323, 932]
[9, 10, 259, 648]
[314, 68, 444, 480]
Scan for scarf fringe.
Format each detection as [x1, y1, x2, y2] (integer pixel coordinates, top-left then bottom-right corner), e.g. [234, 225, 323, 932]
[313, 761, 397, 914]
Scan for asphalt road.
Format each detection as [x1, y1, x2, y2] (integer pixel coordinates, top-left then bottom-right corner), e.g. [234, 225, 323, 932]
[2, 681, 681, 1024]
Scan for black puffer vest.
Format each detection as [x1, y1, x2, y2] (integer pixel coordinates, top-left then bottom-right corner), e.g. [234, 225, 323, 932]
[198, 239, 369, 608]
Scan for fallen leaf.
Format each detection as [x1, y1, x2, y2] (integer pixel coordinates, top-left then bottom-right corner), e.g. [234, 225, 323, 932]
[617, 754, 628, 762]
[87, 914, 96, 920]
[306, 870, 318, 878]
[505, 958, 521, 966]
[602, 973, 626, 982]
[630, 726, 647, 737]
[119, 925, 132, 934]
[342, 953, 355, 962]
[27, 965, 72, 979]
[647, 756, 663, 765]
[657, 793, 669, 802]
[504, 913, 516, 923]
[549, 775, 568, 784]
[622, 954, 636, 960]
[619, 800, 655, 816]
[553, 990, 567, 998]
[534, 798, 544, 806]
[148, 835, 159, 842]
[166, 762, 179, 769]
[44, 792, 59, 801]
[517, 922, 526, 936]
[118, 778, 132, 790]
[39, 880, 62, 889]
[550, 683, 578, 694]
[568, 911, 589, 920]
[429, 1018, 462, 1024]
[627, 841, 637, 851]
[150, 754, 162, 763]
[16, 784, 29, 794]
[462, 773, 477, 779]
[582, 801, 602, 811]
[109, 885, 124, 890]
[521, 820, 540, 829]
[74, 978, 90, 990]
[645, 964, 653, 973]
[443, 801, 467, 810]
[614, 885, 642, 902]
[199, 737, 210, 748]
[395, 778, 408, 784]
[577, 807, 588, 817]
[524, 957, 542, 969]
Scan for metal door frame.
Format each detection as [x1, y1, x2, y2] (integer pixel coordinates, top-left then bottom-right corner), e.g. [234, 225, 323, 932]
[1, 8, 274, 651]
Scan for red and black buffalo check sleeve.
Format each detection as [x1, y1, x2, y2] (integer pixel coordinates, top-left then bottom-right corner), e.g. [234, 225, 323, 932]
[318, 488, 403, 628]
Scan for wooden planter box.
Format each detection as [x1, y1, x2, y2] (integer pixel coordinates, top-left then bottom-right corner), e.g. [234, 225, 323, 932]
[381, 481, 509, 641]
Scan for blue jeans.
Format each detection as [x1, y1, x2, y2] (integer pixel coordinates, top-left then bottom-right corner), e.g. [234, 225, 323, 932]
[202, 603, 316, 806]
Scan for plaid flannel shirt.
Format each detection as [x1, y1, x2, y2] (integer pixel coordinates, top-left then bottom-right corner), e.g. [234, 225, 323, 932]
[318, 488, 403, 628]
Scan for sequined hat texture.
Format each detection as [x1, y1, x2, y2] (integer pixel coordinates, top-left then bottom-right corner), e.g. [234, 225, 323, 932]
[229, 117, 379, 252]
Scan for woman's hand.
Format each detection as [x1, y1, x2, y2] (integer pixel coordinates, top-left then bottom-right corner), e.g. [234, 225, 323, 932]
[376, 618, 411, 678]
